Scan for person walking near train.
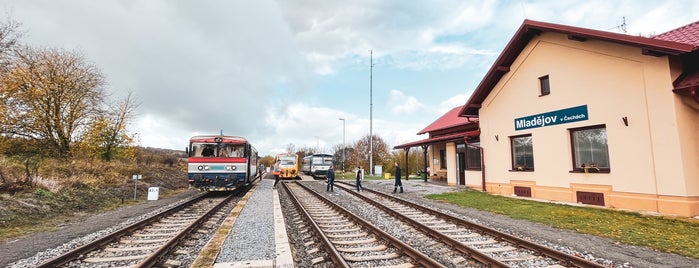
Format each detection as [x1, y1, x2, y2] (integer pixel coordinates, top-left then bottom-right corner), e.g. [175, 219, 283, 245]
[326, 165, 335, 192]
[273, 159, 281, 188]
[393, 162, 403, 193]
[355, 166, 364, 192]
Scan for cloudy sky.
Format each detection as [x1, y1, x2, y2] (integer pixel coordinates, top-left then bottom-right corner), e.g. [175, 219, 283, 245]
[3, 0, 697, 156]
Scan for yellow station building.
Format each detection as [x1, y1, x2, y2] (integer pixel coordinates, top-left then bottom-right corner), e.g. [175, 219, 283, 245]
[398, 19, 699, 217]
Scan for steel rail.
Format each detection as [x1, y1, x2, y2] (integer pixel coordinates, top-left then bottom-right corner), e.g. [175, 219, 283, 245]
[293, 181, 446, 268]
[35, 191, 210, 268]
[134, 188, 243, 267]
[338, 181, 606, 268]
[336, 181, 509, 267]
[280, 181, 350, 267]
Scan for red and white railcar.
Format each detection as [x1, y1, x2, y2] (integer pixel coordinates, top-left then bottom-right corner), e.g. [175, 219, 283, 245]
[187, 135, 259, 191]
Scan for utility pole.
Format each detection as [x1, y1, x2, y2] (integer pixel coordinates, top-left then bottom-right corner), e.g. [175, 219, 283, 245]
[339, 118, 345, 172]
[369, 50, 374, 175]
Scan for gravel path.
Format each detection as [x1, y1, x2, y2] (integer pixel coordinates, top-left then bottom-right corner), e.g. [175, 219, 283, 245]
[215, 178, 276, 263]
[0, 189, 200, 268]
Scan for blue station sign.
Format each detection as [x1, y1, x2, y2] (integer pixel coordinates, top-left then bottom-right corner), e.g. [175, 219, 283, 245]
[514, 105, 588, 131]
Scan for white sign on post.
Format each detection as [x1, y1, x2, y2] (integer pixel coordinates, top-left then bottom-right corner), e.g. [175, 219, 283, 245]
[133, 174, 142, 200]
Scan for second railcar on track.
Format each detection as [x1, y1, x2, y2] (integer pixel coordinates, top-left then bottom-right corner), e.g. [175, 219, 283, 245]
[275, 153, 299, 180]
[301, 153, 334, 179]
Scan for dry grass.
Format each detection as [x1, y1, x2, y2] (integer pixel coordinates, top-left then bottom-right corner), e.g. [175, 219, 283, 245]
[0, 155, 189, 243]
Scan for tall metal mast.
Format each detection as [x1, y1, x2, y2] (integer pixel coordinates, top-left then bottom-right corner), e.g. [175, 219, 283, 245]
[369, 50, 374, 175]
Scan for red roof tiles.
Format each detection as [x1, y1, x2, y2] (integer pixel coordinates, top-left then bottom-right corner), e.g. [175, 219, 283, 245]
[417, 106, 477, 134]
[653, 21, 699, 46]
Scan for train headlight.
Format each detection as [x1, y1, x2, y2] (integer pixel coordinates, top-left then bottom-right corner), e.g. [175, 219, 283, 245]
[204, 165, 210, 171]
[197, 165, 204, 171]
[225, 165, 237, 171]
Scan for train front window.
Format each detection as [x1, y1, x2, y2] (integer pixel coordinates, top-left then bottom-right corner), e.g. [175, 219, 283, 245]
[191, 143, 215, 157]
[323, 157, 333, 165]
[280, 156, 296, 166]
[219, 144, 245, 157]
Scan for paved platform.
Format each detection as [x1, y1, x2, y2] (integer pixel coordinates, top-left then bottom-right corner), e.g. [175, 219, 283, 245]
[212, 174, 293, 268]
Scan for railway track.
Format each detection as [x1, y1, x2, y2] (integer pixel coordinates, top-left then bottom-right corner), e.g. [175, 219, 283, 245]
[281, 181, 446, 267]
[35, 189, 245, 268]
[335, 181, 607, 268]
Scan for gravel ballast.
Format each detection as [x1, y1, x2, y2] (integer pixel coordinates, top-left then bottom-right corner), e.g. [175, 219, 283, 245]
[280, 179, 699, 268]
[2, 178, 698, 268]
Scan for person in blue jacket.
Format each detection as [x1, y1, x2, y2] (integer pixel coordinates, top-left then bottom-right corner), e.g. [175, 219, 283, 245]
[393, 162, 403, 193]
[355, 166, 364, 192]
[326, 165, 335, 192]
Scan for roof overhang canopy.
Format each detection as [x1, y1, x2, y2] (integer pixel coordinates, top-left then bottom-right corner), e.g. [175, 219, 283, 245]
[393, 129, 481, 150]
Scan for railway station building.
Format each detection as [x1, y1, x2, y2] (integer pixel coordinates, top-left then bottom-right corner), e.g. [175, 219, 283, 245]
[393, 106, 480, 185]
[397, 19, 699, 217]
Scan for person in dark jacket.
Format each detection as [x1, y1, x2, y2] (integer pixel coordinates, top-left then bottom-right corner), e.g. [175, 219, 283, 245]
[393, 162, 403, 193]
[355, 166, 364, 192]
[326, 165, 335, 192]
[273, 159, 281, 188]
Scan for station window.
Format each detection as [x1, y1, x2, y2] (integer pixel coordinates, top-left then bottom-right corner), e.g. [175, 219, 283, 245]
[510, 134, 534, 171]
[539, 75, 550, 96]
[439, 149, 447, 169]
[570, 125, 610, 173]
[465, 142, 482, 170]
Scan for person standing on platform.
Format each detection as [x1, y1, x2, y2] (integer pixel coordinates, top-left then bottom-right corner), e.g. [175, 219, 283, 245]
[273, 159, 281, 188]
[393, 162, 403, 193]
[355, 166, 364, 192]
[326, 165, 335, 192]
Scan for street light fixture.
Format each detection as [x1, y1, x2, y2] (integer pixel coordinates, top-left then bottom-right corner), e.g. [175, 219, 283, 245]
[339, 118, 345, 172]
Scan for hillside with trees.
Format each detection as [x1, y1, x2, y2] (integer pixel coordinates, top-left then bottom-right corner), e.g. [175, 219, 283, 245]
[0, 18, 189, 241]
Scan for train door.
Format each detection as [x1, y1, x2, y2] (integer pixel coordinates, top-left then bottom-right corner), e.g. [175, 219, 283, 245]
[456, 143, 466, 185]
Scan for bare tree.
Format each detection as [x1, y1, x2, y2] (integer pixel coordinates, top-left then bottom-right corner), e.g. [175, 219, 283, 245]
[1, 46, 105, 157]
[77, 92, 139, 161]
[348, 134, 390, 174]
[0, 19, 22, 140]
[0, 18, 21, 71]
[285, 143, 296, 154]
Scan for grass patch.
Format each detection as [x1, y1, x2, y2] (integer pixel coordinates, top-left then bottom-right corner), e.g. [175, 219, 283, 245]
[426, 190, 699, 258]
[0, 187, 126, 242]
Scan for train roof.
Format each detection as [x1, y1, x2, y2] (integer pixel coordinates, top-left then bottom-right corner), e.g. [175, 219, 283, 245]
[189, 135, 248, 144]
[304, 153, 333, 158]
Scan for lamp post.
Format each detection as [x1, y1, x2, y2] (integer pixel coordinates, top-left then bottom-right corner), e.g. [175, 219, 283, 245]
[369, 49, 374, 175]
[339, 118, 345, 172]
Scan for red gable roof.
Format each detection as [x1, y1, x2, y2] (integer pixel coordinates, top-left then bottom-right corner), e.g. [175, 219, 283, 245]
[417, 106, 477, 135]
[460, 19, 698, 117]
[653, 21, 699, 46]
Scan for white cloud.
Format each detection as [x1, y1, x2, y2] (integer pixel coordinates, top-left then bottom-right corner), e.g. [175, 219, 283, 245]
[436, 92, 472, 115]
[387, 89, 424, 115]
[277, 0, 501, 73]
[6, 0, 698, 157]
